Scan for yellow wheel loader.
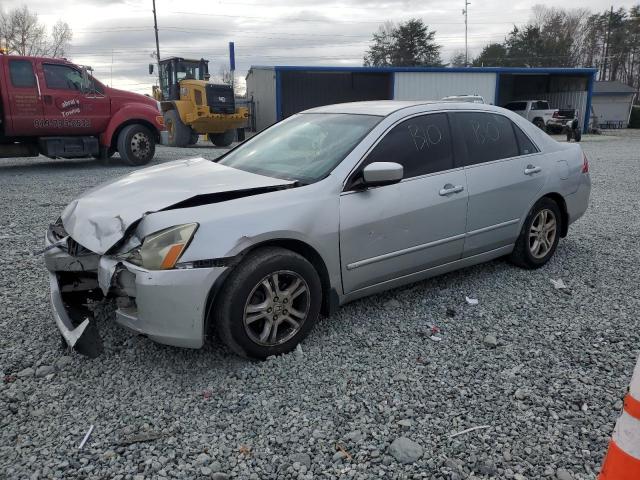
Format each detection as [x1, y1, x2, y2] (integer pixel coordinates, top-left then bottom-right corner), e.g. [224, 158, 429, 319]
[152, 57, 248, 147]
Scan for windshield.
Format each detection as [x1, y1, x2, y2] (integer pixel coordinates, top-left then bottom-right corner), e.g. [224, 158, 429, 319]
[217, 113, 381, 183]
[176, 62, 201, 81]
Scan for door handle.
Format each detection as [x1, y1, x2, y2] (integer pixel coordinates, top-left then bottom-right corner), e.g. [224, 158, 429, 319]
[524, 165, 542, 175]
[439, 184, 464, 196]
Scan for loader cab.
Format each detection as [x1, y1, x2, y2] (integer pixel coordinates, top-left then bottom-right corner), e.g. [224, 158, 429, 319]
[158, 57, 209, 101]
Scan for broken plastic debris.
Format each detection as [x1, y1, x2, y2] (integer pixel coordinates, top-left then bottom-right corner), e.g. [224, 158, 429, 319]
[79, 424, 94, 450]
[119, 431, 164, 446]
[550, 278, 567, 289]
[448, 425, 491, 438]
[429, 325, 442, 341]
[465, 296, 479, 305]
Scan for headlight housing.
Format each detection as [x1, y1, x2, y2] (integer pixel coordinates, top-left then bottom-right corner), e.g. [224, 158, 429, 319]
[122, 223, 198, 270]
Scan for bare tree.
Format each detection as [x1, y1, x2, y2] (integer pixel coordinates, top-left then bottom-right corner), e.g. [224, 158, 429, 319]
[49, 20, 72, 57]
[0, 6, 72, 57]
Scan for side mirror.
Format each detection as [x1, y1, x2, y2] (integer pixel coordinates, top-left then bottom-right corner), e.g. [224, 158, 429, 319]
[149, 63, 154, 75]
[362, 162, 403, 187]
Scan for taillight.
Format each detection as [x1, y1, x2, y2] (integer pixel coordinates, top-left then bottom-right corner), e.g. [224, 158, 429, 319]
[582, 152, 589, 173]
[552, 110, 559, 118]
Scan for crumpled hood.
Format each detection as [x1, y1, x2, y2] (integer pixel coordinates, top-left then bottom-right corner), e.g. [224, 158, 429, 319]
[61, 157, 293, 254]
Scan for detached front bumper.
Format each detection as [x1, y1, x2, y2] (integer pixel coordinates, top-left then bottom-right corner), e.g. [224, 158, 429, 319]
[44, 230, 228, 356]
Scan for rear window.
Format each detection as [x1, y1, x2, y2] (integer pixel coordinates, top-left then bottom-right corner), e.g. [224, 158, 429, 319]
[532, 101, 550, 110]
[513, 124, 539, 155]
[504, 102, 527, 111]
[9, 60, 36, 88]
[453, 112, 520, 165]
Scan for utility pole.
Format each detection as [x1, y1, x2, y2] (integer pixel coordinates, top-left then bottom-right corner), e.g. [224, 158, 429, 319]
[152, 0, 162, 89]
[602, 6, 613, 81]
[463, 0, 470, 67]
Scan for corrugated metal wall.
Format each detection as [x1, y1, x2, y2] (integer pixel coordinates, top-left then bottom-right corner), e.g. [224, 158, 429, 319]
[245, 68, 277, 131]
[279, 71, 392, 120]
[592, 95, 635, 127]
[394, 72, 497, 104]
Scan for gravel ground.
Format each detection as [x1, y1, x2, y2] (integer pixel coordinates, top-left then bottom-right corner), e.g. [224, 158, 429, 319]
[1, 132, 639, 480]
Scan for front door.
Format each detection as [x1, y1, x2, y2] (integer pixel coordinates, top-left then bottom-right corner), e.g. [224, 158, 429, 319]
[3, 58, 44, 135]
[36, 62, 110, 136]
[451, 112, 547, 257]
[340, 112, 468, 294]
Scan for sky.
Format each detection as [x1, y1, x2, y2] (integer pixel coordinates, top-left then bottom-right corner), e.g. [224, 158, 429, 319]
[2, 0, 638, 95]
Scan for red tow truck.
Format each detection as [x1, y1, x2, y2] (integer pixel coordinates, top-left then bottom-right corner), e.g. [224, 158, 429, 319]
[0, 53, 165, 165]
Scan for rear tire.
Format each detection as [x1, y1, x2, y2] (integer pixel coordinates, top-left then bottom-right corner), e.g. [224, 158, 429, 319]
[214, 247, 322, 359]
[165, 110, 191, 147]
[208, 130, 235, 147]
[533, 118, 546, 131]
[573, 129, 582, 142]
[189, 132, 200, 145]
[117, 124, 155, 166]
[509, 197, 562, 269]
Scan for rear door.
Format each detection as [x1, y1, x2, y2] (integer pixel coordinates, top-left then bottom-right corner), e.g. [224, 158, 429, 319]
[37, 62, 110, 135]
[4, 58, 44, 135]
[451, 111, 546, 257]
[339, 112, 468, 294]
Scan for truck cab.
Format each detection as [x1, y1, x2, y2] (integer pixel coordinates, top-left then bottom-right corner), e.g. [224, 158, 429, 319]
[0, 54, 165, 165]
[502, 100, 558, 131]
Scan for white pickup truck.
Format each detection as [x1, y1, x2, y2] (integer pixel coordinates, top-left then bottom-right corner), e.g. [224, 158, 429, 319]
[502, 100, 557, 130]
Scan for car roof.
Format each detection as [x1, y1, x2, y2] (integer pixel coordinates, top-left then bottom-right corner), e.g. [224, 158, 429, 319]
[303, 100, 504, 117]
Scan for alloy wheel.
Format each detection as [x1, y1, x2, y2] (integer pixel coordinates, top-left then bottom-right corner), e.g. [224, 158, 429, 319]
[529, 208, 557, 259]
[243, 270, 310, 346]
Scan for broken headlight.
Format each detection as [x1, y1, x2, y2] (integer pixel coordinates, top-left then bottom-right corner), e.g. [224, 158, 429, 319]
[120, 223, 198, 270]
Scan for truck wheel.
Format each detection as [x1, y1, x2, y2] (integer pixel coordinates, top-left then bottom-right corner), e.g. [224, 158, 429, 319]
[573, 129, 582, 142]
[533, 118, 546, 131]
[208, 130, 235, 147]
[117, 124, 155, 166]
[189, 132, 200, 145]
[165, 110, 191, 147]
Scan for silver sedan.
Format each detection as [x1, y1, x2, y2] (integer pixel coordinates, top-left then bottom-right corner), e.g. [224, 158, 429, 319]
[44, 101, 591, 359]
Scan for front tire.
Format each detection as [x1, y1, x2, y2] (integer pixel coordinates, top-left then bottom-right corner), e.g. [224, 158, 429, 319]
[117, 124, 155, 166]
[165, 110, 191, 147]
[214, 247, 322, 359]
[208, 130, 235, 147]
[189, 132, 200, 145]
[509, 197, 562, 269]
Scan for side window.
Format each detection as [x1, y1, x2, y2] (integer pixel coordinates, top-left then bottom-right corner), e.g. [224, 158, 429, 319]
[9, 60, 36, 88]
[513, 124, 539, 155]
[363, 113, 454, 179]
[504, 102, 526, 111]
[532, 101, 549, 110]
[43, 64, 83, 91]
[454, 112, 519, 166]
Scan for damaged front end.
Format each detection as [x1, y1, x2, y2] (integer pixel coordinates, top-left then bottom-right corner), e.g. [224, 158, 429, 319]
[45, 219, 105, 357]
[45, 219, 149, 358]
[44, 217, 228, 358]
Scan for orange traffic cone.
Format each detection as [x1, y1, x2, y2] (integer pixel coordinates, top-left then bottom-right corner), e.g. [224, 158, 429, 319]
[598, 354, 640, 480]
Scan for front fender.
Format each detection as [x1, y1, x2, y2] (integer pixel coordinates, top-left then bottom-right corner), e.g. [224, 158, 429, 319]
[100, 104, 165, 147]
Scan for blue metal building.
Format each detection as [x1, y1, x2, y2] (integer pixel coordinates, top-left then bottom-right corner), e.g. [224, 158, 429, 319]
[245, 66, 598, 132]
